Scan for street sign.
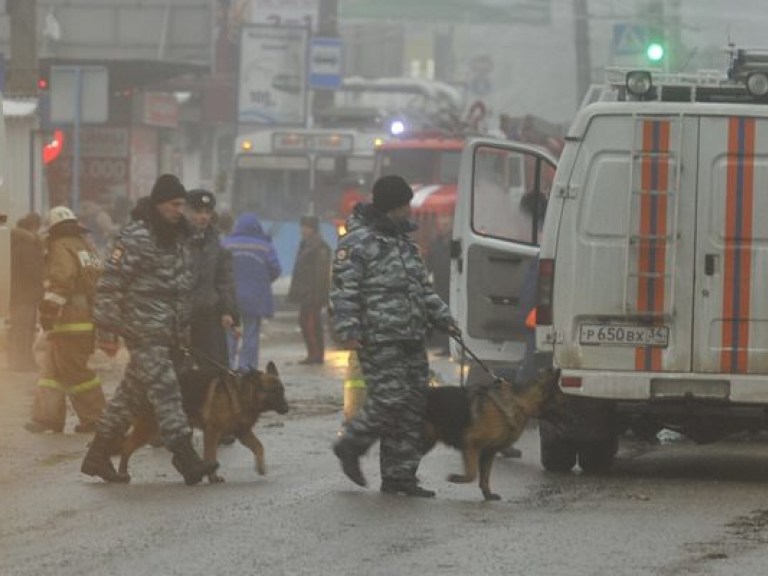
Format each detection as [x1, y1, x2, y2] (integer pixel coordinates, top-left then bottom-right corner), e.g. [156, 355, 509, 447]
[238, 25, 309, 126]
[612, 23, 649, 56]
[309, 37, 343, 90]
[50, 66, 108, 123]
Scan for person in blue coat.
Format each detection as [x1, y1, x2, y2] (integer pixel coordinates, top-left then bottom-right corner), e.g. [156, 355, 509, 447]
[222, 213, 281, 370]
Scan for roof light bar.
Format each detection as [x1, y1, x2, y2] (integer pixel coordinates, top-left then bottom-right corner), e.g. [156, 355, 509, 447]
[625, 71, 653, 99]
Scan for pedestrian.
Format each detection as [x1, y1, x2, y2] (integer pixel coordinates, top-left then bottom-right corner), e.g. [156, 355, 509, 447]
[8, 212, 45, 372]
[187, 189, 238, 367]
[217, 210, 234, 237]
[331, 175, 460, 497]
[25, 206, 106, 434]
[288, 215, 331, 365]
[426, 213, 452, 356]
[221, 213, 281, 370]
[80, 174, 219, 485]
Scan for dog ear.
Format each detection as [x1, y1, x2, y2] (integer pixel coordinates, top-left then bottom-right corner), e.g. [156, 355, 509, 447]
[266, 361, 278, 376]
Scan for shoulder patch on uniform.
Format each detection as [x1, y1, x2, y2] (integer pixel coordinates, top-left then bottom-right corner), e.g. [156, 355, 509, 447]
[110, 245, 125, 264]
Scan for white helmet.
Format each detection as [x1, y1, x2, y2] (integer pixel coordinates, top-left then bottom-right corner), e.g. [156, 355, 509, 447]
[48, 205, 77, 228]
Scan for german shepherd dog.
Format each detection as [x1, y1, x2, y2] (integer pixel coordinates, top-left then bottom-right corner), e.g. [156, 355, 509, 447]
[117, 362, 289, 483]
[423, 369, 563, 501]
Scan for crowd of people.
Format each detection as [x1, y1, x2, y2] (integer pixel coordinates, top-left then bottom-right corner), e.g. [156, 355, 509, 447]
[7, 171, 466, 495]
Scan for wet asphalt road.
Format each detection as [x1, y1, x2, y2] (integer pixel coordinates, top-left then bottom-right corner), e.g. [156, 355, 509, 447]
[2, 325, 768, 576]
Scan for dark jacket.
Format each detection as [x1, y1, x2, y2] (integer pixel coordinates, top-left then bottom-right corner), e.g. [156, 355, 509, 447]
[330, 203, 454, 345]
[222, 213, 281, 318]
[10, 227, 44, 307]
[288, 233, 331, 306]
[93, 200, 195, 344]
[189, 225, 238, 319]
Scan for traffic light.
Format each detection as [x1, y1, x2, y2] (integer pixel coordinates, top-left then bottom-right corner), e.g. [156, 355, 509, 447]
[646, 42, 665, 63]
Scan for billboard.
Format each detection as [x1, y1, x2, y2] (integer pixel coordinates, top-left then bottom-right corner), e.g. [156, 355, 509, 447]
[238, 24, 309, 126]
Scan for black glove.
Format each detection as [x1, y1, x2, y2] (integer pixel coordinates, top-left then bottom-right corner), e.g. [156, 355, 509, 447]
[38, 299, 61, 332]
[446, 324, 462, 338]
[39, 314, 55, 332]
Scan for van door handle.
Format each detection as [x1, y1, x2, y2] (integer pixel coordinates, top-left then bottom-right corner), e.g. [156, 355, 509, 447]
[705, 254, 718, 276]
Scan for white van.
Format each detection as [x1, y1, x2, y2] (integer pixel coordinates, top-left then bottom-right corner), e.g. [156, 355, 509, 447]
[453, 51, 768, 473]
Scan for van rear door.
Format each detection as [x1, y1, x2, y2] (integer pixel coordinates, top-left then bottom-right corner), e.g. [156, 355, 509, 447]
[693, 115, 768, 374]
[553, 114, 698, 372]
[452, 138, 557, 363]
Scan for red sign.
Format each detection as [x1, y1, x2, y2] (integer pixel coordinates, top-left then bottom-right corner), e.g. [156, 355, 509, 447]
[142, 92, 179, 128]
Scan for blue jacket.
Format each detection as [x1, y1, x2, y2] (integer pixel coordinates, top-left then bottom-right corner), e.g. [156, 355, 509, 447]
[222, 213, 281, 318]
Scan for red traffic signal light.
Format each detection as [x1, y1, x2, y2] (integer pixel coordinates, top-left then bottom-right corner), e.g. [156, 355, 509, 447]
[37, 77, 49, 90]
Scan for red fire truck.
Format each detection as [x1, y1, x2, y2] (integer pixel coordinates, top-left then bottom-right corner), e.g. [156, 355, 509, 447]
[337, 114, 566, 255]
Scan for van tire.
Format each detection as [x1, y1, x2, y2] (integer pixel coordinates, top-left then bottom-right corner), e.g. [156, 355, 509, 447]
[577, 437, 618, 474]
[540, 433, 577, 473]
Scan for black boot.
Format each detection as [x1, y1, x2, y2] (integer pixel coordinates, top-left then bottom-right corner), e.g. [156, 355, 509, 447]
[332, 440, 366, 487]
[81, 434, 131, 483]
[380, 480, 436, 498]
[169, 435, 219, 486]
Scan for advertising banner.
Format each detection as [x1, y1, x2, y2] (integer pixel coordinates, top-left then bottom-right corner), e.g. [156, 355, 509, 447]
[238, 24, 309, 126]
[249, 0, 319, 30]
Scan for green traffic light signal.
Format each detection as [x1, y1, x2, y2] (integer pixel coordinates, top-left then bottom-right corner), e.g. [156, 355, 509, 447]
[646, 42, 665, 62]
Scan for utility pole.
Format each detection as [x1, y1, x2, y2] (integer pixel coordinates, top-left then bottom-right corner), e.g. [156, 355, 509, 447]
[6, 0, 38, 96]
[312, 0, 339, 119]
[573, 0, 591, 107]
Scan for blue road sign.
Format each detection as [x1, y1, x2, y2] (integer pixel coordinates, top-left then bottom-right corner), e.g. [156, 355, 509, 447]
[309, 37, 343, 90]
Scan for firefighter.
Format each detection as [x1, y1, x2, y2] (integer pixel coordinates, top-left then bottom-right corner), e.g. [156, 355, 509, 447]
[25, 206, 105, 434]
[80, 174, 218, 485]
[331, 175, 460, 497]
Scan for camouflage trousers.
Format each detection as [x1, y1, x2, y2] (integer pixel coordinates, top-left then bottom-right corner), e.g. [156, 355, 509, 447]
[96, 342, 191, 446]
[339, 341, 430, 484]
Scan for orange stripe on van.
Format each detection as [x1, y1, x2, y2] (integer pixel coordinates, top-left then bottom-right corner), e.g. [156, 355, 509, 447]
[720, 117, 755, 373]
[635, 120, 671, 371]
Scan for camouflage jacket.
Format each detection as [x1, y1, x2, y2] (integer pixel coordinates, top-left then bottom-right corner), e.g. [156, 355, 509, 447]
[331, 203, 454, 345]
[93, 210, 194, 345]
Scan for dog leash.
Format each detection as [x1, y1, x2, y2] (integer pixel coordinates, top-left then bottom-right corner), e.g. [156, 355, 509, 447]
[449, 334, 503, 384]
[181, 346, 239, 378]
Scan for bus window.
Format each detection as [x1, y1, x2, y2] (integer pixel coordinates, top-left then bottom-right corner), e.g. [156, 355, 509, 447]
[232, 156, 310, 220]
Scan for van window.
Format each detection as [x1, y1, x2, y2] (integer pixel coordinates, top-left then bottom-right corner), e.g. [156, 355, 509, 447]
[471, 145, 553, 245]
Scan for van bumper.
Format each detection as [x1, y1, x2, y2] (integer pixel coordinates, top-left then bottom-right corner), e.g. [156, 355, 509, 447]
[560, 369, 768, 404]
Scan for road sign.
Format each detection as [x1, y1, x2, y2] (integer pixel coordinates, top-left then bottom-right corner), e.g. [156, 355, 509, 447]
[309, 37, 343, 90]
[612, 23, 649, 56]
[50, 66, 108, 124]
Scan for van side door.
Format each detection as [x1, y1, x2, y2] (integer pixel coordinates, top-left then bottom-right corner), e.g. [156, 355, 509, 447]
[452, 138, 557, 364]
[694, 115, 768, 374]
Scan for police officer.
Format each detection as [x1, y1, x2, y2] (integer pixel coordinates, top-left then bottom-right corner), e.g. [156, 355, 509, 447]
[25, 206, 105, 433]
[331, 175, 459, 497]
[81, 174, 218, 485]
[186, 189, 237, 366]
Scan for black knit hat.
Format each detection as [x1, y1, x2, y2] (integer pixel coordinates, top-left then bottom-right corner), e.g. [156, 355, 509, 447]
[371, 175, 414, 214]
[150, 174, 187, 205]
[300, 214, 319, 231]
[187, 189, 216, 210]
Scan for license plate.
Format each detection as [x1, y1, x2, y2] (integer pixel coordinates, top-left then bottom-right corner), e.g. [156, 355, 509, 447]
[579, 324, 669, 347]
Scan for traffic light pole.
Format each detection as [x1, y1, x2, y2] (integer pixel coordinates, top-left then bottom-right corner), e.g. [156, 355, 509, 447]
[573, 0, 592, 106]
[70, 67, 83, 213]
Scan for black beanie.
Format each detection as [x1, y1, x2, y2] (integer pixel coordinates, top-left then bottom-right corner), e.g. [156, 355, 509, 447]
[371, 175, 414, 214]
[150, 174, 187, 205]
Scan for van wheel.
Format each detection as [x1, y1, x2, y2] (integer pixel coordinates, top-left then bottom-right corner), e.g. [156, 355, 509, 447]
[577, 437, 618, 474]
[539, 424, 577, 473]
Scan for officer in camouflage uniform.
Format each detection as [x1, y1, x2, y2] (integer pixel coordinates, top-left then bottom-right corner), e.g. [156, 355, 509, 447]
[331, 175, 459, 497]
[81, 174, 219, 485]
